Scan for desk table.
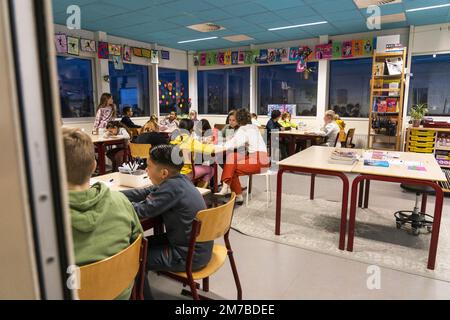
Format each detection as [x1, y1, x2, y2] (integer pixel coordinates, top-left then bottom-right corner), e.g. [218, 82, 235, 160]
[278, 130, 325, 155]
[90, 134, 127, 175]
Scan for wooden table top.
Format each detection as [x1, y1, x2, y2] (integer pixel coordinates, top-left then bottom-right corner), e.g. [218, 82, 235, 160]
[89, 134, 126, 144]
[90, 172, 211, 196]
[278, 129, 323, 137]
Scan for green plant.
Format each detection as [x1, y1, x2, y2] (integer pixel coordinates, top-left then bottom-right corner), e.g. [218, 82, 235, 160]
[410, 103, 428, 120]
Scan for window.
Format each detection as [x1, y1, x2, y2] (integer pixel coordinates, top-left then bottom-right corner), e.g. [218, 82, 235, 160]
[329, 58, 372, 118]
[158, 68, 189, 115]
[257, 63, 318, 116]
[198, 67, 250, 115]
[408, 54, 450, 116]
[108, 62, 150, 117]
[57, 56, 95, 118]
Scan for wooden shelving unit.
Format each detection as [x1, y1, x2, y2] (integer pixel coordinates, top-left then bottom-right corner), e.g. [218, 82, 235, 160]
[405, 127, 450, 194]
[368, 49, 407, 151]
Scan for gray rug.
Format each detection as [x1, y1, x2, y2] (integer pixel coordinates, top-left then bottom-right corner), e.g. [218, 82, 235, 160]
[232, 192, 450, 282]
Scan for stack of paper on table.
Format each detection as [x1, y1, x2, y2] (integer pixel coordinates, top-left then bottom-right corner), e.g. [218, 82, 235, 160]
[328, 149, 359, 165]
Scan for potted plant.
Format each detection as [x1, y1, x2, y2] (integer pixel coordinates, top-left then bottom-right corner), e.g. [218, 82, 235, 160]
[410, 103, 428, 127]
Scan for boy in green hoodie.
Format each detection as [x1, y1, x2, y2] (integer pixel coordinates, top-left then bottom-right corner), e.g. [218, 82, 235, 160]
[62, 128, 143, 300]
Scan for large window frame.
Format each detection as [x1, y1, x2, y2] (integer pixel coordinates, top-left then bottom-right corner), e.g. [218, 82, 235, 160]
[158, 67, 190, 116]
[198, 66, 251, 115]
[256, 62, 318, 117]
[57, 55, 97, 120]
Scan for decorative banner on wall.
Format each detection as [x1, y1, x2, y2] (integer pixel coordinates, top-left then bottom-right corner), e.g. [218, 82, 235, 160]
[267, 48, 276, 63]
[55, 34, 67, 54]
[231, 51, 239, 65]
[151, 50, 159, 64]
[193, 54, 199, 66]
[217, 52, 225, 65]
[142, 48, 151, 59]
[289, 47, 299, 61]
[123, 46, 132, 62]
[206, 52, 216, 65]
[281, 48, 289, 62]
[238, 51, 245, 64]
[133, 47, 143, 57]
[342, 40, 353, 58]
[332, 41, 342, 58]
[352, 40, 363, 56]
[67, 37, 79, 56]
[98, 42, 109, 59]
[161, 50, 170, 60]
[363, 38, 374, 55]
[224, 51, 232, 65]
[259, 49, 268, 64]
[80, 39, 96, 52]
[314, 43, 332, 60]
[109, 44, 122, 56]
[113, 55, 124, 70]
[200, 53, 207, 66]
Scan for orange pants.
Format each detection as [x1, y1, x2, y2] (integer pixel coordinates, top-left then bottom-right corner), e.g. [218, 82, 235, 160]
[221, 152, 270, 195]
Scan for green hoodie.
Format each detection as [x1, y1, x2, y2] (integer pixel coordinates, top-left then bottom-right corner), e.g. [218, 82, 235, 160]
[69, 183, 143, 300]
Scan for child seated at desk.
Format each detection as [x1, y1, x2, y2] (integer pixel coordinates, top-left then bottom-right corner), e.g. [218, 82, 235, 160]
[62, 128, 143, 300]
[170, 119, 215, 189]
[279, 112, 298, 129]
[121, 144, 213, 274]
[104, 121, 131, 171]
[309, 110, 340, 147]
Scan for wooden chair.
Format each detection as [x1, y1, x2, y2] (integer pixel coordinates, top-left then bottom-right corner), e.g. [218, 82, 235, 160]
[129, 143, 152, 160]
[342, 128, 356, 148]
[77, 235, 148, 300]
[161, 193, 242, 300]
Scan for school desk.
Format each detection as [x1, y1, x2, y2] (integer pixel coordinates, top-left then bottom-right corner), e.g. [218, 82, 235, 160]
[90, 173, 211, 232]
[347, 151, 447, 270]
[90, 134, 127, 175]
[275, 146, 358, 250]
[278, 130, 325, 155]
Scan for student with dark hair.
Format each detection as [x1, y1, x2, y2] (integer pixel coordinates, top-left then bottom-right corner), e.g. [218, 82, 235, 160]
[121, 106, 142, 129]
[104, 121, 130, 171]
[121, 144, 213, 274]
[266, 110, 288, 159]
[215, 108, 269, 204]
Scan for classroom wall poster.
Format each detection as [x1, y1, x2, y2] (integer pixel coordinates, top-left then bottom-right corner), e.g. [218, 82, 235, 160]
[342, 41, 353, 58]
[142, 48, 151, 59]
[113, 55, 124, 70]
[275, 48, 283, 62]
[363, 38, 374, 56]
[315, 43, 332, 60]
[98, 41, 109, 59]
[224, 51, 232, 65]
[258, 49, 268, 64]
[217, 52, 225, 65]
[151, 50, 159, 64]
[267, 48, 276, 63]
[161, 50, 170, 60]
[206, 52, 216, 66]
[231, 51, 239, 65]
[352, 40, 363, 57]
[67, 37, 79, 56]
[133, 47, 143, 57]
[289, 47, 299, 61]
[109, 44, 122, 56]
[193, 54, 200, 66]
[332, 41, 342, 58]
[123, 46, 132, 62]
[281, 48, 290, 62]
[200, 53, 207, 66]
[54, 34, 67, 54]
[80, 39, 96, 52]
[238, 51, 245, 64]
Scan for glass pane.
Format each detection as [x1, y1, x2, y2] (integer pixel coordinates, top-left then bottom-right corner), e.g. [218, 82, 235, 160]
[198, 67, 250, 115]
[329, 58, 372, 118]
[108, 62, 150, 117]
[158, 68, 189, 116]
[408, 54, 450, 116]
[257, 63, 318, 116]
[57, 56, 94, 118]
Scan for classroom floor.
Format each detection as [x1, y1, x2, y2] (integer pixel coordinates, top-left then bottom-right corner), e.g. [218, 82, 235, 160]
[149, 173, 450, 300]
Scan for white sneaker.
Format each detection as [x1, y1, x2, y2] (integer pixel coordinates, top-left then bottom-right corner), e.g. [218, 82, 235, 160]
[214, 184, 231, 196]
[236, 194, 244, 205]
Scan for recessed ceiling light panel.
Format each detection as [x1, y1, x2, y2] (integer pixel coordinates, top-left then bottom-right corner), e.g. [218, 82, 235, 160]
[187, 23, 225, 32]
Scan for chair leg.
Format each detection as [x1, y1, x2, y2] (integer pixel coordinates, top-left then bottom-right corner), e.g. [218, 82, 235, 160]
[225, 234, 242, 300]
[202, 277, 209, 292]
[310, 174, 316, 200]
[189, 277, 200, 300]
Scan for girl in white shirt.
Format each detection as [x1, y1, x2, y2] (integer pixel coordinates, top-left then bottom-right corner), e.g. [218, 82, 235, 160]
[215, 109, 270, 204]
[319, 110, 340, 147]
[104, 121, 130, 171]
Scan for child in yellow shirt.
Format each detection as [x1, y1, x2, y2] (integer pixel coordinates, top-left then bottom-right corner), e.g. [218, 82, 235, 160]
[279, 112, 298, 129]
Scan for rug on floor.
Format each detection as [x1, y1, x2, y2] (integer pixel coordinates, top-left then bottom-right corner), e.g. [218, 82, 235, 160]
[232, 192, 450, 282]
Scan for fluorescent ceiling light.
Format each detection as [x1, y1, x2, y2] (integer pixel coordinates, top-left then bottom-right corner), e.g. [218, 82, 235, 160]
[406, 3, 450, 12]
[380, 13, 406, 23]
[178, 36, 218, 44]
[268, 21, 328, 31]
[223, 34, 254, 42]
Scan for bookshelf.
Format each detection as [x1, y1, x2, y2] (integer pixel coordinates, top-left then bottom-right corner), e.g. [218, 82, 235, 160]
[368, 48, 407, 151]
[405, 127, 450, 194]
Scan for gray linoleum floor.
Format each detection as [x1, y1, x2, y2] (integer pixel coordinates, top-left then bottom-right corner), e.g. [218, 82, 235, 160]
[148, 172, 450, 300]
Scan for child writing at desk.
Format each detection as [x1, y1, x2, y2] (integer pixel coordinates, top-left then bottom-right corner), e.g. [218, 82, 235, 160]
[104, 121, 130, 171]
[307, 110, 340, 147]
[121, 145, 213, 291]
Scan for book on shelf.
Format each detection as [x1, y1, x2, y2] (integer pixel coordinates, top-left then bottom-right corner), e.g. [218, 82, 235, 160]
[373, 79, 384, 89]
[386, 98, 398, 112]
[388, 81, 399, 96]
[385, 44, 404, 52]
[374, 62, 385, 76]
[373, 98, 387, 112]
[386, 57, 403, 75]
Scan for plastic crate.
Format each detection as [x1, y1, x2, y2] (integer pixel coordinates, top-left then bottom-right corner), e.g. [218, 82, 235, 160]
[409, 135, 435, 142]
[410, 129, 436, 137]
[408, 140, 435, 148]
[408, 146, 434, 153]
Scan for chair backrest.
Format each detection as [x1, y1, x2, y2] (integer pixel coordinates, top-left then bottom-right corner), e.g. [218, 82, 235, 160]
[346, 128, 356, 146]
[129, 128, 142, 139]
[195, 193, 236, 242]
[333, 132, 340, 147]
[77, 235, 143, 300]
[129, 143, 152, 159]
[214, 124, 226, 131]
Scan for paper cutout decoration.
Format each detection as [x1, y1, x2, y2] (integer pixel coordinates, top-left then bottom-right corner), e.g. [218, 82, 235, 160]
[123, 46, 132, 62]
[258, 49, 268, 64]
[67, 37, 79, 56]
[98, 42, 109, 59]
[231, 51, 239, 65]
[217, 52, 225, 65]
[80, 39, 96, 52]
[113, 55, 124, 70]
[352, 40, 363, 56]
[133, 47, 143, 57]
[238, 51, 245, 64]
[161, 50, 170, 60]
[200, 53, 207, 66]
[54, 34, 67, 54]
[109, 44, 122, 56]
[244, 51, 253, 64]
[151, 50, 159, 64]
[296, 58, 307, 73]
[315, 44, 332, 60]
[206, 52, 216, 66]
[142, 49, 151, 59]
[298, 46, 313, 61]
[267, 49, 276, 63]
[342, 41, 353, 58]
[274, 48, 284, 62]
[332, 41, 342, 58]
[224, 51, 232, 65]
[193, 54, 200, 66]
[289, 47, 299, 61]
[281, 48, 289, 62]
[363, 39, 373, 56]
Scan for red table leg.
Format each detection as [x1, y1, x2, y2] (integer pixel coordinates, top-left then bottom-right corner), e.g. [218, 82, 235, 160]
[275, 169, 285, 236]
[358, 179, 364, 208]
[310, 174, 316, 200]
[213, 162, 219, 193]
[96, 142, 106, 175]
[347, 175, 444, 270]
[421, 193, 427, 214]
[364, 180, 370, 209]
